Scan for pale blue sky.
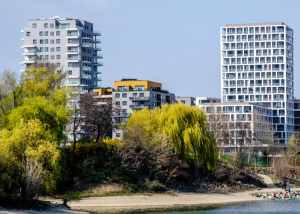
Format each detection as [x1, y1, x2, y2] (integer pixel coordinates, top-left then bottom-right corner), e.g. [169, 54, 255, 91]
[0, 0, 299, 97]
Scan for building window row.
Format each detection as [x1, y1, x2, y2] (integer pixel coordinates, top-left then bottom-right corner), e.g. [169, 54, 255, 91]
[32, 23, 54, 28]
[222, 26, 288, 35]
[39, 55, 60, 60]
[39, 47, 60, 52]
[38, 31, 60, 36]
[222, 42, 291, 50]
[33, 39, 60, 44]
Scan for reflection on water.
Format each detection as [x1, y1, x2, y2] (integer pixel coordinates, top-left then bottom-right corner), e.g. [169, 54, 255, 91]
[149, 200, 300, 214]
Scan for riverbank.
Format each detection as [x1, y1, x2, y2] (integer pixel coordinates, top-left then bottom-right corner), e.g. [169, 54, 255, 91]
[68, 187, 300, 214]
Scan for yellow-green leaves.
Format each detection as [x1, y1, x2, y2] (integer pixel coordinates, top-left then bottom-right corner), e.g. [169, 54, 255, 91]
[126, 104, 217, 172]
[0, 119, 60, 192]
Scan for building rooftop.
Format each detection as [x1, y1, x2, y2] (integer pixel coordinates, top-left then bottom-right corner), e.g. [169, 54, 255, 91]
[225, 22, 285, 27]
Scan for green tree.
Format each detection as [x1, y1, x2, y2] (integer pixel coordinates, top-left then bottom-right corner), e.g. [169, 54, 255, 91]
[287, 134, 299, 167]
[0, 119, 61, 198]
[126, 103, 217, 172]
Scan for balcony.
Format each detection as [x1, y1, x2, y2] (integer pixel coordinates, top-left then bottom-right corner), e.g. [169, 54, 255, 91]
[93, 31, 101, 36]
[81, 74, 91, 79]
[66, 32, 79, 38]
[56, 25, 83, 30]
[81, 66, 91, 71]
[129, 96, 150, 101]
[94, 76, 102, 81]
[81, 42, 92, 47]
[93, 53, 103, 59]
[93, 61, 103, 66]
[21, 58, 36, 64]
[20, 27, 28, 32]
[67, 50, 81, 54]
[113, 113, 132, 117]
[67, 57, 79, 62]
[93, 38, 101, 43]
[22, 49, 37, 56]
[130, 104, 149, 109]
[81, 37, 92, 41]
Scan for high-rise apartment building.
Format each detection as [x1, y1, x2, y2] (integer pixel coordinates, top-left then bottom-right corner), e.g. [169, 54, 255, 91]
[20, 16, 102, 93]
[221, 23, 294, 144]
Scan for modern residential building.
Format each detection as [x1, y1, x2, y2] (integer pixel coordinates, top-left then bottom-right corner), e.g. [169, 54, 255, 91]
[199, 101, 273, 150]
[20, 16, 103, 93]
[175, 97, 196, 106]
[112, 79, 176, 138]
[294, 99, 300, 132]
[220, 22, 294, 144]
[196, 97, 221, 106]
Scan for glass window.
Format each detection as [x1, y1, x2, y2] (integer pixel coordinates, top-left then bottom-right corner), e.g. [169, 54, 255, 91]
[57, 63, 60, 67]
[57, 55, 60, 59]
[40, 55, 44, 60]
[122, 101, 127, 105]
[50, 47, 54, 52]
[115, 93, 120, 98]
[56, 47, 60, 52]
[117, 86, 127, 91]
[26, 32, 30, 36]
[135, 85, 145, 91]
[68, 63, 72, 67]
[51, 55, 54, 60]
[116, 133, 121, 137]
[50, 32, 54, 36]
[44, 23, 48, 28]
[68, 39, 72, 43]
[50, 23, 54, 28]
[140, 93, 144, 97]
[45, 39, 48, 44]
[68, 70, 72, 75]
[45, 47, 48, 52]
[40, 47, 44, 52]
[44, 31, 48, 36]
[39, 31, 43, 36]
[56, 39, 60, 44]
[50, 40, 54, 44]
[32, 23, 36, 28]
[122, 93, 127, 98]
[45, 55, 49, 60]
[40, 39, 43, 44]
[56, 31, 60, 36]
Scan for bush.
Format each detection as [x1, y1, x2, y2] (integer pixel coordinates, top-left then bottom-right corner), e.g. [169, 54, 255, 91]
[145, 181, 166, 192]
[61, 191, 82, 207]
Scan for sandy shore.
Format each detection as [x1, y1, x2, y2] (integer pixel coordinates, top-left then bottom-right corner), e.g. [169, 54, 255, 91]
[1, 175, 297, 214]
[69, 187, 300, 213]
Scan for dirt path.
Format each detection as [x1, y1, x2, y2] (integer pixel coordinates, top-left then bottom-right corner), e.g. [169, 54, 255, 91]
[257, 174, 277, 189]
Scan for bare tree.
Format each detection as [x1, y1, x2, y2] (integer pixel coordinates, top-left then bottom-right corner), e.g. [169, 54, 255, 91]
[21, 157, 45, 200]
[79, 93, 116, 143]
[114, 126, 178, 183]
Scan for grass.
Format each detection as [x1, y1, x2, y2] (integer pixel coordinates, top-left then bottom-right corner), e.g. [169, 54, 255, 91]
[267, 174, 281, 188]
[220, 155, 233, 165]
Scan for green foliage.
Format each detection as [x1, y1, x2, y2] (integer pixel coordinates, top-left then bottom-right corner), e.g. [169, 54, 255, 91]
[61, 191, 82, 207]
[126, 104, 217, 172]
[3, 96, 69, 142]
[0, 119, 61, 196]
[145, 181, 166, 192]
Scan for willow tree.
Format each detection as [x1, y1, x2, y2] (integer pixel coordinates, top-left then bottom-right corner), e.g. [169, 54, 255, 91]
[126, 103, 217, 172]
[0, 119, 61, 198]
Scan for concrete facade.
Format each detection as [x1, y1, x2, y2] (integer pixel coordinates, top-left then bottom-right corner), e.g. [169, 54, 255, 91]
[175, 97, 196, 106]
[20, 16, 102, 93]
[112, 79, 175, 138]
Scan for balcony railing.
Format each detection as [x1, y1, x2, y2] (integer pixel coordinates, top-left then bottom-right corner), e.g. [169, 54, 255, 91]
[129, 96, 150, 101]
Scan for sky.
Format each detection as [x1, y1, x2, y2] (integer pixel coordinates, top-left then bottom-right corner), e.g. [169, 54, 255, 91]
[0, 0, 299, 98]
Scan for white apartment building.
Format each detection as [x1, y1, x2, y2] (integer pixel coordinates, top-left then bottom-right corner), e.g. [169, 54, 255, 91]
[221, 23, 294, 144]
[20, 16, 102, 93]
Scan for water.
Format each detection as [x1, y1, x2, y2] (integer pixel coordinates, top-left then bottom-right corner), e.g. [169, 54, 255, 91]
[148, 200, 300, 214]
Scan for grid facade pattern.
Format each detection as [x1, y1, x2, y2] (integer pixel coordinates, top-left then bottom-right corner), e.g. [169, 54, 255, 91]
[20, 17, 102, 93]
[221, 23, 294, 143]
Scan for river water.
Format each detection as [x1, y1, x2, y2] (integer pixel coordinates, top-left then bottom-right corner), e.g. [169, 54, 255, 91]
[148, 200, 300, 214]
